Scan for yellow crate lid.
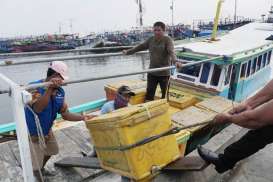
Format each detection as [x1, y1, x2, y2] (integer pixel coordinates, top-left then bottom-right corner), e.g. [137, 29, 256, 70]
[87, 99, 169, 127]
[156, 88, 197, 109]
[105, 80, 147, 94]
[171, 106, 217, 132]
[195, 96, 235, 113]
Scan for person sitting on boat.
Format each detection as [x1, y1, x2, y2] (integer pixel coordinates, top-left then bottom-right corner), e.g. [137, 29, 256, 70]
[198, 78, 273, 173]
[85, 85, 135, 158]
[24, 61, 94, 180]
[123, 21, 182, 101]
[101, 85, 135, 114]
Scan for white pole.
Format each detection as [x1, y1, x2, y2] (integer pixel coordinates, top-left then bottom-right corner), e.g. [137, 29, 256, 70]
[0, 73, 34, 182]
[171, 0, 174, 26]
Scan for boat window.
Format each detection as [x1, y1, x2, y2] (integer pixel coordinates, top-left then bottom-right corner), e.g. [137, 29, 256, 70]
[200, 63, 211, 84]
[262, 53, 267, 68]
[210, 64, 222, 86]
[257, 55, 262, 71]
[246, 60, 251, 77]
[179, 64, 201, 77]
[251, 58, 257, 75]
[240, 63, 247, 78]
[267, 50, 272, 65]
[224, 65, 232, 85]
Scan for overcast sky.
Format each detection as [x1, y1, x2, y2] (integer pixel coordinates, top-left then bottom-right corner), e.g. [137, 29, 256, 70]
[0, 0, 272, 37]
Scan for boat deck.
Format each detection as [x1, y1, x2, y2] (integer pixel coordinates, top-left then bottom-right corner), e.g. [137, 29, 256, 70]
[1, 121, 272, 182]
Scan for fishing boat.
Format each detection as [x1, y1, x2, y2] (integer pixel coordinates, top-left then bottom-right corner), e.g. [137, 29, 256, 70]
[0, 2, 273, 182]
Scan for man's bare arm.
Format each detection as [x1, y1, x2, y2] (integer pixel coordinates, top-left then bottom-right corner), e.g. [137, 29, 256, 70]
[245, 79, 273, 108]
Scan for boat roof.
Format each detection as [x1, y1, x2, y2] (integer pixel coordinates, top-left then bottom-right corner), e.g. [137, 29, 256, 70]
[176, 22, 273, 56]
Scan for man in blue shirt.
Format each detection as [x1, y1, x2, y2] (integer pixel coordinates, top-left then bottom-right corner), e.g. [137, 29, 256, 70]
[25, 61, 93, 180]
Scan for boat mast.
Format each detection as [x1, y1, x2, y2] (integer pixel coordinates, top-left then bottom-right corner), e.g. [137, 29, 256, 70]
[234, 0, 237, 23]
[171, 0, 174, 26]
[58, 22, 62, 34]
[211, 0, 224, 41]
[69, 19, 73, 34]
[138, 0, 143, 27]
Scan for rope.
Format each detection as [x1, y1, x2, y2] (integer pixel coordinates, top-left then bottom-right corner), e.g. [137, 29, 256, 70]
[26, 105, 46, 149]
[166, 75, 172, 102]
[142, 105, 152, 120]
[27, 131, 45, 182]
[25, 104, 47, 181]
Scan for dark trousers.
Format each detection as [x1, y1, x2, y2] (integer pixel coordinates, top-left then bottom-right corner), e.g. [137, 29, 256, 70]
[145, 74, 170, 101]
[220, 125, 273, 169]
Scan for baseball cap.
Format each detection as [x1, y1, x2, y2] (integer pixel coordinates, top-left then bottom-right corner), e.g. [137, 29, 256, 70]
[49, 61, 69, 80]
[117, 86, 135, 96]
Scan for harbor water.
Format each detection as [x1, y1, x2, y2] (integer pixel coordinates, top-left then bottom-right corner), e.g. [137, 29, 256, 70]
[0, 53, 150, 124]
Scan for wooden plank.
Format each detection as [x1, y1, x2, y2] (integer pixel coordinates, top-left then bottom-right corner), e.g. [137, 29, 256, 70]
[7, 140, 22, 167]
[0, 142, 23, 182]
[89, 172, 121, 182]
[1, 125, 103, 181]
[61, 122, 93, 154]
[0, 160, 24, 182]
[57, 124, 105, 179]
[55, 157, 101, 169]
[50, 128, 104, 181]
[163, 156, 207, 171]
[0, 141, 20, 167]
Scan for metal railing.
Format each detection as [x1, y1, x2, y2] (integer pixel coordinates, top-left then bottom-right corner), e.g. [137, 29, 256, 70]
[0, 73, 34, 182]
[0, 46, 134, 58]
[0, 52, 141, 66]
[0, 56, 222, 95]
[0, 48, 185, 67]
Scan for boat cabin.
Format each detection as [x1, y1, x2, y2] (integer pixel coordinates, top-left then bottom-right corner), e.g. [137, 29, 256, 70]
[174, 22, 273, 102]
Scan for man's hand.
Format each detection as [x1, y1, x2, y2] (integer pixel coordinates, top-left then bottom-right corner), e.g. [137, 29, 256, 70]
[213, 113, 231, 125]
[83, 115, 96, 121]
[175, 62, 183, 68]
[122, 50, 128, 55]
[228, 102, 251, 115]
[49, 77, 63, 89]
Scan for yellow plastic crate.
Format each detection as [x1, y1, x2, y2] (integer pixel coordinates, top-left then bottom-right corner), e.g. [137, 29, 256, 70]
[175, 130, 190, 156]
[168, 106, 181, 116]
[104, 80, 146, 105]
[86, 100, 180, 180]
[156, 88, 198, 109]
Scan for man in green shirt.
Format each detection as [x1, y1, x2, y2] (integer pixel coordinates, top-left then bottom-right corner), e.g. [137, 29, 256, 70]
[123, 21, 181, 101]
